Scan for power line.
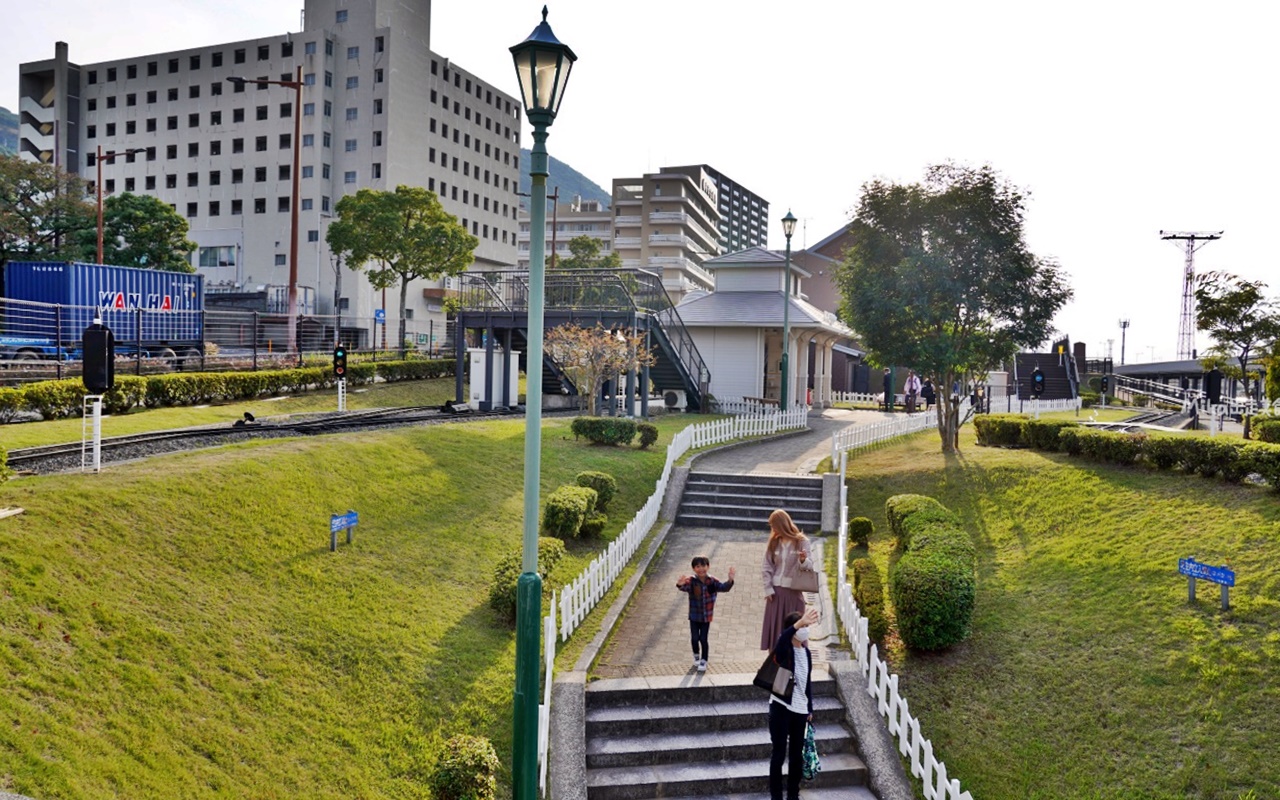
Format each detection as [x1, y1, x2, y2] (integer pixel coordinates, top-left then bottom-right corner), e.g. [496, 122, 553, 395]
[1159, 230, 1222, 360]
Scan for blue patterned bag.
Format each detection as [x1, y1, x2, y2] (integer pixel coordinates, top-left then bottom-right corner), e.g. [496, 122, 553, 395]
[802, 722, 821, 781]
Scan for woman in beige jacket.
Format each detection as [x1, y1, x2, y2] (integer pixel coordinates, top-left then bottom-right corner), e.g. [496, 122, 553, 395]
[760, 509, 816, 650]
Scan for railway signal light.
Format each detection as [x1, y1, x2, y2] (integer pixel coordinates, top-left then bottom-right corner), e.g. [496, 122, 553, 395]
[1032, 367, 1045, 396]
[1100, 375, 1110, 394]
[82, 320, 115, 394]
[333, 345, 347, 379]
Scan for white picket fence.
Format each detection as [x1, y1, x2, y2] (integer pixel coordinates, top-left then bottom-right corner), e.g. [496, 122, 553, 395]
[538, 596, 555, 796]
[830, 405, 958, 466]
[834, 435, 975, 799]
[557, 405, 809, 641]
[985, 395, 1082, 415]
[831, 391, 883, 406]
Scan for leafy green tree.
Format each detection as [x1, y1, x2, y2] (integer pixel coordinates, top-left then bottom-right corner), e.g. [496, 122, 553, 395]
[1195, 271, 1280, 437]
[557, 235, 621, 270]
[327, 185, 478, 356]
[75, 192, 197, 271]
[0, 154, 94, 269]
[836, 163, 1071, 451]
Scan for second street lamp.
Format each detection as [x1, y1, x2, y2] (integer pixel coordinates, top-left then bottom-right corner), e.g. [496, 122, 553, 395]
[780, 209, 797, 409]
[509, 7, 576, 800]
[96, 145, 146, 263]
[227, 68, 303, 355]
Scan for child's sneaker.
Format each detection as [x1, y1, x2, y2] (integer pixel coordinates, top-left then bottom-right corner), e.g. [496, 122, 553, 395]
[697, 659, 707, 672]
[693, 656, 702, 669]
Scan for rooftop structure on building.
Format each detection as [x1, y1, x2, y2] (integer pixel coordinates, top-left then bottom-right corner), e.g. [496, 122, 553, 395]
[667, 164, 768, 254]
[516, 194, 612, 270]
[17, 0, 521, 348]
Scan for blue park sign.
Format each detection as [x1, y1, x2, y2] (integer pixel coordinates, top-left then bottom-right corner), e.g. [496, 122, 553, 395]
[330, 511, 359, 534]
[1178, 557, 1235, 587]
[374, 309, 386, 325]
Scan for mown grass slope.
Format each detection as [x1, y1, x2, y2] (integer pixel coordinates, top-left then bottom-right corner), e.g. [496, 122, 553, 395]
[0, 413, 690, 798]
[847, 428, 1280, 800]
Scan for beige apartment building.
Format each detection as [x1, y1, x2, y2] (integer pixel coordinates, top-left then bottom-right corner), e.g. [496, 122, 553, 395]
[611, 165, 767, 301]
[17, 0, 521, 345]
[516, 195, 613, 270]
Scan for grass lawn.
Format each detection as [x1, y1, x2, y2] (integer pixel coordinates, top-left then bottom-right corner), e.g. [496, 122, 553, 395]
[0, 378, 463, 451]
[0, 412, 696, 798]
[845, 427, 1280, 800]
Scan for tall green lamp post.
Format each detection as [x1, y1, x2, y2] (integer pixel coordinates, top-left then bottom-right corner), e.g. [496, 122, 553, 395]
[779, 210, 797, 409]
[509, 8, 576, 799]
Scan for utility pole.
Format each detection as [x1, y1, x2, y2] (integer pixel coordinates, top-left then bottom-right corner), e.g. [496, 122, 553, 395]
[1160, 230, 1222, 360]
[1118, 319, 1130, 365]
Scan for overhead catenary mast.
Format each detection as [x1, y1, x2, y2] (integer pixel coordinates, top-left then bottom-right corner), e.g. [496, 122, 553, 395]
[1159, 230, 1223, 360]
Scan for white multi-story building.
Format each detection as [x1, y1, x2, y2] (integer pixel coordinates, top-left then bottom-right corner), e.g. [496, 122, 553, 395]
[610, 165, 768, 302]
[516, 195, 613, 270]
[17, 0, 521, 348]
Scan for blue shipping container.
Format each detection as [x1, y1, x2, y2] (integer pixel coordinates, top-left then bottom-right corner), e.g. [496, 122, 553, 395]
[3, 261, 204, 350]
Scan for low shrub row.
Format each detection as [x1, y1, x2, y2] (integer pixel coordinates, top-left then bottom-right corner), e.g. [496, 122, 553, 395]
[851, 558, 888, 643]
[0, 359, 452, 420]
[570, 416, 636, 446]
[975, 413, 1280, 490]
[543, 470, 618, 539]
[886, 494, 976, 651]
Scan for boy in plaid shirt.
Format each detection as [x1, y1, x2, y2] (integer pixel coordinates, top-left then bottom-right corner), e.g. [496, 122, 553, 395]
[677, 555, 735, 672]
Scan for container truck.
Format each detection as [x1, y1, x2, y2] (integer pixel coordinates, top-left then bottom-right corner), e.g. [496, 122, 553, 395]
[0, 261, 204, 362]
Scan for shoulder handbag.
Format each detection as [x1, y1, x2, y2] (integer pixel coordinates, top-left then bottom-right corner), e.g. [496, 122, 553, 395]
[791, 564, 820, 593]
[752, 652, 794, 699]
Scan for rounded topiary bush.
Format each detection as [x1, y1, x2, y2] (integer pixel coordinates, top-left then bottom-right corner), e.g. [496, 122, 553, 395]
[576, 471, 617, 511]
[542, 485, 598, 539]
[580, 511, 608, 538]
[570, 416, 637, 446]
[430, 734, 501, 800]
[1253, 417, 1280, 444]
[851, 558, 888, 643]
[847, 517, 874, 552]
[488, 536, 566, 622]
[890, 549, 976, 651]
[637, 421, 659, 449]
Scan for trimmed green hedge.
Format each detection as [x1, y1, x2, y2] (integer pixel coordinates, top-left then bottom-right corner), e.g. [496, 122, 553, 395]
[0, 444, 10, 485]
[429, 734, 502, 800]
[973, 414, 1026, 447]
[637, 421, 659, 449]
[0, 359, 451, 420]
[487, 536, 565, 622]
[542, 485, 598, 539]
[575, 471, 617, 511]
[847, 517, 874, 550]
[570, 416, 638, 446]
[1254, 418, 1280, 444]
[852, 558, 888, 643]
[886, 494, 976, 651]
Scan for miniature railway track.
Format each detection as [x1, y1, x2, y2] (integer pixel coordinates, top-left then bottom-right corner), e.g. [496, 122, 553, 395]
[6, 405, 551, 474]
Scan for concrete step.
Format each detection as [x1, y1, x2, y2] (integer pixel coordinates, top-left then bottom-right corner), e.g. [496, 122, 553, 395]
[586, 694, 847, 738]
[687, 473, 824, 489]
[681, 488, 823, 505]
[679, 500, 821, 518]
[587, 674, 836, 710]
[676, 512, 821, 531]
[586, 720, 854, 768]
[586, 751, 869, 800]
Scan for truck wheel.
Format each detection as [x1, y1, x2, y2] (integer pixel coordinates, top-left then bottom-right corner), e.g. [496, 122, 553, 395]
[156, 347, 177, 363]
[178, 349, 202, 371]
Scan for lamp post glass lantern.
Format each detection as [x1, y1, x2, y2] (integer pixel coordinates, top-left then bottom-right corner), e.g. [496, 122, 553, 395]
[780, 210, 797, 409]
[509, 8, 576, 800]
[226, 69, 303, 355]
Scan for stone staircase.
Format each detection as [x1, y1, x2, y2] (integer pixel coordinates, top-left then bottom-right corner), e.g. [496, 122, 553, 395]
[676, 473, 824, 532]
[585, 672, 875, 799]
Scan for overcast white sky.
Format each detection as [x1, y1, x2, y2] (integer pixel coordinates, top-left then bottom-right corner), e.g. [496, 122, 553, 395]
[6, 0, 1278, 363]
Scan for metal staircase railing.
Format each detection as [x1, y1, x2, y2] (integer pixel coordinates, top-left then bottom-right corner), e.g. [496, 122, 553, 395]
[1112, 374, 1259, 416]
[457, 268, 710, 402]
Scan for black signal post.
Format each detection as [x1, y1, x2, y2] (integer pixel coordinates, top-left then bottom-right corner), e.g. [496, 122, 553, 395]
[1032, 367, 1045, 396]
[333, 345, 347, 379]
[82, 320, 116, 395]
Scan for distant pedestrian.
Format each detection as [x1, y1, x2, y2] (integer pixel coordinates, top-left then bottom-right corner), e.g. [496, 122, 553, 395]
[768, 606, 819, 800]
[677, 556, 735, 672]
[921, 378, 935, 411]
[905, 370, 922, 413]
[760, 509, 816, 650]
[882, 367, 894, 412]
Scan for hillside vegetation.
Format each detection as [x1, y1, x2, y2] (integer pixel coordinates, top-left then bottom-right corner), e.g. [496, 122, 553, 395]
[847, 428, 1280, 799]
[0, 414, 692, 798]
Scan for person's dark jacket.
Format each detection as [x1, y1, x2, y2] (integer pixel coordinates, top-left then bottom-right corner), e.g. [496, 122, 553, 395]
[769, 625, 814, 714]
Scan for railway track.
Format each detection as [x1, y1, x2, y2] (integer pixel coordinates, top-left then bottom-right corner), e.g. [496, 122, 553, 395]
[6, 405, 547, 474]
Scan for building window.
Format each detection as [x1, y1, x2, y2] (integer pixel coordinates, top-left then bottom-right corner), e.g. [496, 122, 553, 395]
[344, 171, 356, 184]
[88, 70, 98, 84]
[303, 134, 314, 147]
[256, 105, 268, 121]
[232, 138, 244, 153]
[188, 112, 199, 128]
[322, 163, 331, 179]
[280, 102, 292, 118]
[323, 132, 331, 147]
[254, 198, 266, 214]
[146, 90, 156, 103]
[190, 54, 201, 70]
[212, 51, 223, 67]
[124, 177, 135, 192]
[209, 170, 221, 185]
[209, 201, 220, 217]
[255, 136, 267, 151]
[145, 175, 156, 190]
[125, 120, 136, 135]
[371, 163, 381, 179]
[429, 148, 435, 163]
[302, 165, 314, 178]
[373, 131, 382, 146]
[347, 47, 359, 59]
[346, 107, 358, 121]
[304, 73, 315, 86]
[231, 199, 243, 215]
[305, 41, 316, 55]
[255, 166, 267, 182]
[346, 76, 358, 89]
[344, 139, 357, 152]
[307, 230, 319, 242]
[256, 75, 269, 90]
[126, 93, 136, 107]
[278, 165, 290, 180]
[166, 144, 177, 159]
[274, 254, 286, 266]
[232, 78, 245, 93]
[335, 9, 348, 22]
[146, 60, 157, 76]
[210, 110, 222, 126]
[324, 101, 333, 117]
[324, 71, 333, 87]
[375, 68, 383, 83]
[322, 196, 331, 212]
[373, 99, 383, 115]
[186, 202, 198, 217]
[168, 87, 178, 101]
[105, 67, 116, 82]
[85, 96, 96, 111]
[325, 39, 334, 56]
[278, 197, 290, 212]
[105, 122, 116, 136]
[187, 172, 198, 187]
[166, 174, 177, 189]
[258, 44, 270, 61]
[281, 41, 293, 58]
[279, 133, 291, 149]
[301, 198, 313, 210]
[168, 58, 179, 73]
[231, 168, 244, 183]
[188, 142, 199, 157]
[304, 102, 315, 116]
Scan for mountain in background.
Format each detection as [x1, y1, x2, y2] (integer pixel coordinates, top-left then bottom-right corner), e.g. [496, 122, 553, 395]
[519, 147, 611, 209]
[0, 107, 17, 155]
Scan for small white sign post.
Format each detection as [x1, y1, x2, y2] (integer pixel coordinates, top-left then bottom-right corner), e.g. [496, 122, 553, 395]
[338, 378, 347, 412]
[81, 395, 104, 473]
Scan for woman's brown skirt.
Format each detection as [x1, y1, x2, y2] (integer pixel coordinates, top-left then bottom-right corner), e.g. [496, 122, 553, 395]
[760, 586, 806, 650]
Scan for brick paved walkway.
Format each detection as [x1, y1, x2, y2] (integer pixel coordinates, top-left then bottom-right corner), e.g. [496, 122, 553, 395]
[593, 408, 892, 679]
